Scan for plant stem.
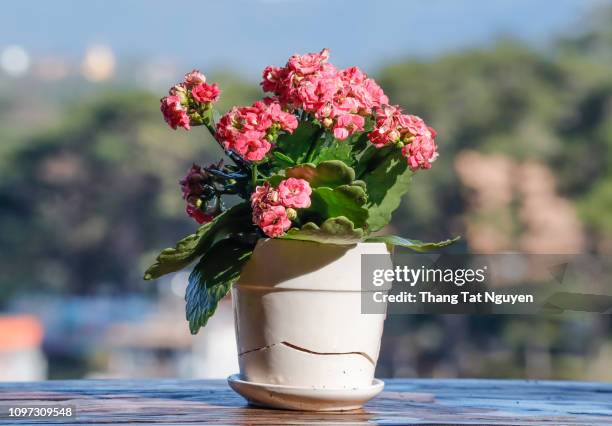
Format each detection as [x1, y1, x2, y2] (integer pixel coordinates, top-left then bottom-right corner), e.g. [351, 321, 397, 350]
[201, 107, 250, 172]
[251, 163, 258, 188]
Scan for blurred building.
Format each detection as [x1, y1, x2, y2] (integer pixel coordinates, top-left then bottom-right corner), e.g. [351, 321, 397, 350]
[0, 316, 47, 381]
[102, 298, 237, 379]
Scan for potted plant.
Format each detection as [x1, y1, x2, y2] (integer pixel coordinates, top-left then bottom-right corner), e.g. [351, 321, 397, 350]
[145, 49, 456, 410]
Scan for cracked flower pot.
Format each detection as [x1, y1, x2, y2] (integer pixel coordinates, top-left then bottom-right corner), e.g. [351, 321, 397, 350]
[232, 238, 391, 389]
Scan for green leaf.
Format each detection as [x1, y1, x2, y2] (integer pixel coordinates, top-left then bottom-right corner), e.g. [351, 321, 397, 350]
[360, 148, 413, 232]
[314, 133, 355, 165]
[287, 160, 356, 188]
[144, 202, 254, 280]
[186, 238, 254, 334]
[281, 217, 364, 245]
[305, 185, 369, 228]
[365, 235, 461, 252]
[272, 151, 295, 166]
[275, 121, 322, 164]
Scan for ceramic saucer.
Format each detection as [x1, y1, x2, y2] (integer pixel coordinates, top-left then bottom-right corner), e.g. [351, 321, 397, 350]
[227, 374, 384, 411]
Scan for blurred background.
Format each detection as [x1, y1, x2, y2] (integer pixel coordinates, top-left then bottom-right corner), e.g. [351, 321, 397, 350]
[1, 0, 611, 381]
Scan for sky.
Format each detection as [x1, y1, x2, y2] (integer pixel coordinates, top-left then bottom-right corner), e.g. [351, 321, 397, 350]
[1, 0, 610, 78]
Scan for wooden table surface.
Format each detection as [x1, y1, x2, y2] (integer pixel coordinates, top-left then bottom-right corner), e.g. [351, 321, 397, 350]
[1, 378, 611, 425]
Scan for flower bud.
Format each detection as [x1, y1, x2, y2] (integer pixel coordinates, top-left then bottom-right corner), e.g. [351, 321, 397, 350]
[402, 134, 415, 144]
[169, 84, 188, 104]
[319, 104, 333, 118]
[286, 208, 297, 220]
[184, 70, 206, 87]
[389, 129, 401, 142]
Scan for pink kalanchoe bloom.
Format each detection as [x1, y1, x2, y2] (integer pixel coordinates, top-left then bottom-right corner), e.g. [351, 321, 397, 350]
[231, 130, 271, 161]
[401, 128, 439, 171]
[250, 182, 281, 212]
[265, 102, 298, 131]
[217, 100, 297, 161]
[261, 66, 283, 93]
[160, 95, 190, 130]
[333, 114, 365, 140]
[369, 105, 439, 171]
[251, 183, 271, 207]
[278, 178, 312, 209]
[256, 205, 292, 238]
[191, 83, 220, 104]
[399, 114, 429, 136]
[287, 48, 330, 75]
[351, 78, 388, 113]
[180, 164, 206, 200]
[341, 66, 368, 85]
[368, 105, 405, 147]
[186, 204, 213, 224]
[184, 70, 206, 88]
[259, 49, 391, 137]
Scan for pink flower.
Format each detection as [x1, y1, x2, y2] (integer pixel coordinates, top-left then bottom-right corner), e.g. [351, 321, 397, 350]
[191, 83, 220, 104]
[333, 114, 365, 140]
[364, 79, 389, 108]
[368, 105, 439, 171]
[261, 66, 284, 93]
[251, 183, 282, 216]
[265, 102, 298, 131]
[368, 105, 405, 147]
[186, 204, 214, 224]
[184, 70, 206, 88]
[288, 48, 330, 75]
[256, 205, 291, 238]
[401, 129, 439, 171]
[398, 114, 429, 136]
[259, 49, 390, 143]
[351, 78, 388, 113]
[180, 164, 206, 200]
[160, 95, 190, 130]
[250, 180, 312, 237]
[251, 183, 275, 207]
[278, 178, 312, 208]
[217, 100, 298, 161]
[342, 66, 367, 85]
[231, 130, 271, 161]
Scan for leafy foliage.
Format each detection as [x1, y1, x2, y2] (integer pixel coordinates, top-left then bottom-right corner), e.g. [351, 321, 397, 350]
[312, 132, 355, 165]
[286, 160, 356, 188]
[359, 148, 413, 232]
[144, 203, 255, 280]
[365, 235, 461, 252]
[306, 185, 369, 229]
[185, 238, 254, 334]
[281, 217, 364, 244]
[274, 121, 322, 165]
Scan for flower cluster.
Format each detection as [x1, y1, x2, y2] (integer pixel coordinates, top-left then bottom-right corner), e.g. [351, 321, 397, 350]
[216, 100, 298, 161]
[161, 49, 439, 228]
[179, 164, 218, 224]
[161, 70, 220, 130]
[251, 178, 312, 237]
[368, 105, 439, 171]
[261, 49, 388, 140]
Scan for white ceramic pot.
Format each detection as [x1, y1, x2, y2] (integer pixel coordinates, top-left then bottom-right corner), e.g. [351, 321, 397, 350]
[232, 239, 390, 389]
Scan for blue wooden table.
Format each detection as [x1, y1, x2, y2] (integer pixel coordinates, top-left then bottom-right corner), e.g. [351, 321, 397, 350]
[1, 378, 611, 424]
